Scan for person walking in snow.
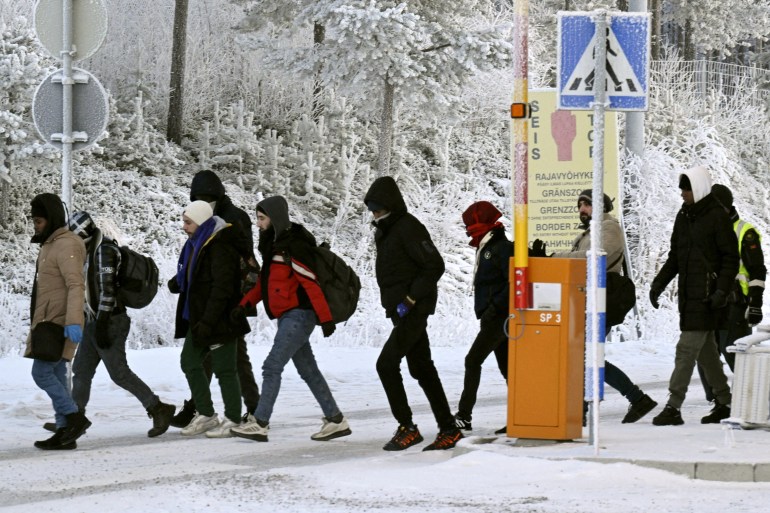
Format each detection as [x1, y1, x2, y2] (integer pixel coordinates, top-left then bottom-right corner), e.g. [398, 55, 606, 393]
[649, 166, 738, 426]
[364, 176, 463, 451]
[229, 196, 351, 443]
[533, 190, 658, 424]
[697, 183, 766, 398]
[171, 170, 261, 428]
[453, 201, 511, 433]
[66, 211, 176, 438]
[27, 193, 91, 450]
[168, 201, 250, 437]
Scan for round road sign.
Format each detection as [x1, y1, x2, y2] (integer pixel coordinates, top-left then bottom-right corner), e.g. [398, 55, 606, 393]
[34, 0, 109, 62]
[32, 67, 109, 152]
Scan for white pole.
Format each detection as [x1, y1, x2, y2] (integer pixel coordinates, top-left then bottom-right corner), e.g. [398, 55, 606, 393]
[61, 0, 74, 210]
[625, 0, 647, 157]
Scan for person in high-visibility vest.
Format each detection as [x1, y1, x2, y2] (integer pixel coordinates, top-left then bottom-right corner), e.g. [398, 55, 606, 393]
[697, 184, 766, 400]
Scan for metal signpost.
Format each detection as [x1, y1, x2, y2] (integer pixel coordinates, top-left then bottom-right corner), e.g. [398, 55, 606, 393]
[32, 0, 109, 209]
[557, 10, 650, 452]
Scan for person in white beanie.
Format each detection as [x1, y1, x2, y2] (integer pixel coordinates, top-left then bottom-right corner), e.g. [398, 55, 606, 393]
[167, 201, 251, 438]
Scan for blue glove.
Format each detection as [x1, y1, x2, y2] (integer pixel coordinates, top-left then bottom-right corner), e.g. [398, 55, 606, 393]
[64, 324, 83, 344]
[396, 297, 416, 318]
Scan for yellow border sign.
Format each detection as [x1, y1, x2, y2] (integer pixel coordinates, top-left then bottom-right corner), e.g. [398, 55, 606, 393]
[527, 89, 619, 252]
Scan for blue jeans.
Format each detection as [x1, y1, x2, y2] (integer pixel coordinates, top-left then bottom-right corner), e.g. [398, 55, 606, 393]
[255, 309, 341, 423]
[31, 359, 79, 428]
[72, 312, 159, 411]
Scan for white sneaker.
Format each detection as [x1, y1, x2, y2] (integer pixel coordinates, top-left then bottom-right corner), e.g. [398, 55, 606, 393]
[311, 416, 352, 441]
[181, 413, 219, 436]
[231, 419, 269, 442]
[205, 418, 239, 438]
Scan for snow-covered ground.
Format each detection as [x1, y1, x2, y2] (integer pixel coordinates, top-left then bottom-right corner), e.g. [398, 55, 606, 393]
[3, 330, 770, 513]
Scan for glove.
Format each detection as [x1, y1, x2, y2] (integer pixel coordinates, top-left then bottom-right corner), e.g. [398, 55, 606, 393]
[321, 322, 336, 338]
[649, 286, 663, 309]
[64, 324, 83, 344]
[167, 277, 180, 294]
[230, 305, 247, 324]
[703, 289, 728, 310]
[481, 306, 499, 325]
[192, 322, 212, 340]
[746, 286, 764, 325]
[530, 239, 548, 257]
[396, 296, 416, 318]
[95, 313, 112, 349]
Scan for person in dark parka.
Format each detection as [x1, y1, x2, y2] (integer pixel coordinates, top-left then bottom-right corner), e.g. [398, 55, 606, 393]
[171, 170, 261, 428]
[453, 201, 510, 432]
[169, 201, 250, 437]
[649, 166, 738, 426]
[364, 176, 463, 451]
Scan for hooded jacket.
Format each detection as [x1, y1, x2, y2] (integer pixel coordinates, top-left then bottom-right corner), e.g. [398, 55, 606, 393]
[364, 176, 445, 317]
[190, 170, 256, 263]
[26, 193, 86, 361]
[240, 196, 333, 324]
[652, 166, 739, 330]
[171, 217, 250, 346]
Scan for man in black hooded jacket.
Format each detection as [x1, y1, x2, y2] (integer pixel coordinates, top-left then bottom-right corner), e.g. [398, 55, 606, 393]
[364, 176, 463, 451]
[171, 170, 261, 427]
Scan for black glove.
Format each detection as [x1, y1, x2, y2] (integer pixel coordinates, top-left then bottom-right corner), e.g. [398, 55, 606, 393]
[321, 322, 336, 338]
[746, 286, 764, 325]
[167, 277, 180, 294]
[230, 305, 247, 324]
[481, 306, 499, 325]
[95, 313, 112, 349]
[649, 286, 663, 309]
[192, 322, 213, 340]
[703, 289, 727, 310]
[530, 239, 548, 257]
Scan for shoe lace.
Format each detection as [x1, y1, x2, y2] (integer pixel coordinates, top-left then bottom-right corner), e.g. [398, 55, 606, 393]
[392, 426, 419, 446]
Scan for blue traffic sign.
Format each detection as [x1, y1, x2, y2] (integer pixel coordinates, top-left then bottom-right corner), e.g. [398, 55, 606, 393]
[558, 12, 650, 111]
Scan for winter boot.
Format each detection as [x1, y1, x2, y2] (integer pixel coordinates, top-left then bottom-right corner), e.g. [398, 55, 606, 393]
[34, 428, 77, 450]
[59, 410, 92, 445]
[43, 422, 57, 433]
[382, 424, 423, 451]
[169, 399, 196, 428]
[652, 405, 684, 426]
[423, 428, 464, 451]
[701, 401, 731, 424]
[622, 394, 658, 424]
[147, 401, 176, 437]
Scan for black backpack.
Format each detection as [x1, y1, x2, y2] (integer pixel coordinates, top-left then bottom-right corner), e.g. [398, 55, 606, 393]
[116, 246, 160, 309]
[311, 242, 361, 325]
[606, 271, 636, 327]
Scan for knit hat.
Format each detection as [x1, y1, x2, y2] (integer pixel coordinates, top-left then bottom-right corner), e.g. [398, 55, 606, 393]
[183, 200, 213, 226]
[577, 189, 613, 213]
[30, 199, 48, 219]
[711, 184, 733, 209]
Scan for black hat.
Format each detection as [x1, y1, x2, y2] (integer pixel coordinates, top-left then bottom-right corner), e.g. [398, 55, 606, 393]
[366, 200, 386, 212]
[711, 184, 733, 209]
[577, 189, 613, 213]
[678, 174, 692, 191]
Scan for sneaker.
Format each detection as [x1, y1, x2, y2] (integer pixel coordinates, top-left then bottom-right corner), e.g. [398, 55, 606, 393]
[453, 413, 472, 431]
[181, 413, 219, 436]
[59, 410, 92, 445]
[383, 424, 423, 451]
[241, 412, 256, 424]
[170, 400, 196, 429]
[43, 422, 57, 433]
[311, 416, 352, 441]
[231, 419, 269, 442]
[147, 401, 176, 437]
[423, 429, 464, 451]
[701, 402, 730, 424]
[494, 426, 507, 435]
[34, 428, 77, 450]
[652, 405, 684, 426]
[622, 394, 658, 424]
[205, 418, 240, 438]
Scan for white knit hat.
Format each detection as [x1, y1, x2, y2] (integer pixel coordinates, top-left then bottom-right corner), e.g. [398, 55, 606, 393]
[183, 200, 213, 226]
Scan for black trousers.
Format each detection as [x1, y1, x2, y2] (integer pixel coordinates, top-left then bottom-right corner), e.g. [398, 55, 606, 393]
[376, 311, 454, 432]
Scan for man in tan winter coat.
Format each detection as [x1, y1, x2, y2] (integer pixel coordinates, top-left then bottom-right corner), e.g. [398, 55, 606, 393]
[27, 193, 91, 450]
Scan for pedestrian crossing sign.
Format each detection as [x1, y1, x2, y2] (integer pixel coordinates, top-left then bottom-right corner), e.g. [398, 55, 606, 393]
[558, 12, 650, 111]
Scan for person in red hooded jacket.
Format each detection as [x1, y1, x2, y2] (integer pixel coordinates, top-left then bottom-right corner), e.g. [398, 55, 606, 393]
[453, 201, 511, 433]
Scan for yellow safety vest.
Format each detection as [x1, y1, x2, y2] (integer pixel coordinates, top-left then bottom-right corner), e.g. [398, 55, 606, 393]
[734, 219, 760, 296]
